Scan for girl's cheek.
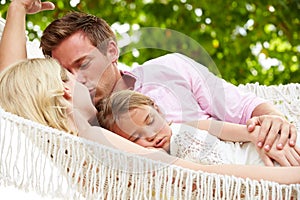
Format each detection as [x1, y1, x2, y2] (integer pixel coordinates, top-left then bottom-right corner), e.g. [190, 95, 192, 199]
[136, 140, 148, 148]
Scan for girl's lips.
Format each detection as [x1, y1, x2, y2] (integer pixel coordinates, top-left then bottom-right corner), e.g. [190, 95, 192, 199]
[156, 137, 167, 148]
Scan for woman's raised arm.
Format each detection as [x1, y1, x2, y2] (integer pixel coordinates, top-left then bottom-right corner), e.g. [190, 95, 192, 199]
[0, 0, 54, 71]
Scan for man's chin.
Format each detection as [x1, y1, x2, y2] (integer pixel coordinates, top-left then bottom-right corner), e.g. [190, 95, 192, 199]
[93, 95, 105, 106]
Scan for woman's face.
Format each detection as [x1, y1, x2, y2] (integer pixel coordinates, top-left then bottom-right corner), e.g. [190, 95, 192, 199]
[62, 69, 97, 124]
[111, 105, 172, 152]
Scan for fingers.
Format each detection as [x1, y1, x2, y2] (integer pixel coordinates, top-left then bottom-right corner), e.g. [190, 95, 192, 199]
[260, 118, 279, 151]
[256, 116, 270, 148]
[293, 145, 300, 164]
[41, 2, 55, 11]
[288, 148, 300, 166]
[264, 147, 291, 166]
[275, 123, 290, 150]
[289, 124, 297, 147]
[246, 118, 257, 132]
[25, 0, 55, 14]
[273, 155, 291, 166]
[253, 115, 297, 151]
[261, 154, 274, 166]
[266, 142, 300, 166]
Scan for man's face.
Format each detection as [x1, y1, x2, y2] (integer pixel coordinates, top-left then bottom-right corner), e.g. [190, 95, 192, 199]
[52, 31, 120, 104]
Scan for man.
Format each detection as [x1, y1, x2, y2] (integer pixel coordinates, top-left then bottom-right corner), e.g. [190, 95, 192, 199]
[37, 5, 298, 166]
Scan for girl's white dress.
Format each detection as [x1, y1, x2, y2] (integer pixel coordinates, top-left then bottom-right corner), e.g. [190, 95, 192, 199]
[170, 123, 267, 165]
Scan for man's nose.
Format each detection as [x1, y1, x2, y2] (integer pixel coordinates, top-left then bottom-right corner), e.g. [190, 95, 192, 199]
[76, 72, 86, 84]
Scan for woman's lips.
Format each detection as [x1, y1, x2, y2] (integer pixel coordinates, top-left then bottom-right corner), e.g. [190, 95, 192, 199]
[88, 88, 96, 99]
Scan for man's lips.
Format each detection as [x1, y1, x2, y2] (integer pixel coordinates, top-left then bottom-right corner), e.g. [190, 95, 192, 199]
[89, 88, 96, 96]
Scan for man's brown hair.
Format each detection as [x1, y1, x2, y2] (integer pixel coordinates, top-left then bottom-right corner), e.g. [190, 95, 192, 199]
[40, 12, 116, 57]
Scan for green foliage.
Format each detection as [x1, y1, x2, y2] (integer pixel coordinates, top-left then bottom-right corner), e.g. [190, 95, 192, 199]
[1, 0, 299, 85]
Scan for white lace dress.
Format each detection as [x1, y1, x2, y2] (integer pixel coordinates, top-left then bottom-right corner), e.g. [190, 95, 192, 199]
[170, 123, 265, 165]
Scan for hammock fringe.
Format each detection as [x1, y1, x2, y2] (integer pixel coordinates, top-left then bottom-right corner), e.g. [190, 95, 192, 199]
[1, 83, 300, 199]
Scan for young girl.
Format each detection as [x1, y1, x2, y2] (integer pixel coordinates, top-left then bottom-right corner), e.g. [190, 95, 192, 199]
[96, 90, 300, 166]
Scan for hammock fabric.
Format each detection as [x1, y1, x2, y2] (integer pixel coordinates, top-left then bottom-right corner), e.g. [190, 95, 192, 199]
[1, 18, 300, 199]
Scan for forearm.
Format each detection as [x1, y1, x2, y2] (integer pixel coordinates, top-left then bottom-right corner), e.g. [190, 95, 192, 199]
[82, 126, 202, 171]
[0, 1, 27, 71]
[201, 164, 300, 184]
[186, 120, 256, 142]
[83, 126, 300, 184]
[252, 102, 285, 118]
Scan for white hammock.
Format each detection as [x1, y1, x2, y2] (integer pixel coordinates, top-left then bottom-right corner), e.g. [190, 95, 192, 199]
[1, 18, 300, 199]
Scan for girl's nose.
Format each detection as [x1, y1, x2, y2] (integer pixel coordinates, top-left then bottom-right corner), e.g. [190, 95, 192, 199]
[146, 133, 156, 142]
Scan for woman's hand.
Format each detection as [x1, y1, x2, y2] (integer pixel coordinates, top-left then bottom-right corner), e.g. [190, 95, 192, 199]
[11, 0, 55, 14]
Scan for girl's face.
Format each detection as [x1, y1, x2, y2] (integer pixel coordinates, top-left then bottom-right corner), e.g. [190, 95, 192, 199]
[111, 105, 172, 152]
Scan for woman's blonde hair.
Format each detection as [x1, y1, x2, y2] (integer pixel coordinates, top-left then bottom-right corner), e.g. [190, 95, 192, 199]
[96, 90, 155, 130]
[0, 58, 73, 134]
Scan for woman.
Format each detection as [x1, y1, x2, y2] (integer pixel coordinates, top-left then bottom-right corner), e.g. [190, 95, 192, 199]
[0, 0, 300, 184]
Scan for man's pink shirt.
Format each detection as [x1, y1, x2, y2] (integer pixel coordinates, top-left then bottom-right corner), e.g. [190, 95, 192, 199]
[124, 53, 266, 124]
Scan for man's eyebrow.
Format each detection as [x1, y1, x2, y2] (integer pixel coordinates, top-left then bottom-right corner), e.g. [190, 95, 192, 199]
[71, 53, 93, 67]
[72, 56, 86, 66]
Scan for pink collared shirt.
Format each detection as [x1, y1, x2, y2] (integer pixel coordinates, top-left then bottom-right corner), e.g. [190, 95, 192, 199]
[127, 53, 266, 124]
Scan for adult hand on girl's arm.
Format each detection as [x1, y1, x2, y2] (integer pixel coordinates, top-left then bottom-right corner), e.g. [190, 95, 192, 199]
[247, 102, 297, 151]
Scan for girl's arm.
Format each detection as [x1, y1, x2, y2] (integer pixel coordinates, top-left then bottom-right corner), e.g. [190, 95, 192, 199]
[186, 120, 258, 143]
[81, 125, 300, 184]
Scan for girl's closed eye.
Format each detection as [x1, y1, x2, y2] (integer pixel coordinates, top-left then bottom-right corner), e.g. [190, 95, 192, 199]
[129, 133, 140, 142]
[146, 114, 154, 125]
[131, 136, 140, 143]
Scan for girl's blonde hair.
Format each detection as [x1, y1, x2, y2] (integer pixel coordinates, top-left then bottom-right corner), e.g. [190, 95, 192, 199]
[0, 58, 74, 134]
[96, 90, 155, 130]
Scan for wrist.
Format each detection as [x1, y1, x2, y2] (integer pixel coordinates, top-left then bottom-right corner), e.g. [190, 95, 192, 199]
[9, 1, 27, 14]
[249, 126, 259, 144]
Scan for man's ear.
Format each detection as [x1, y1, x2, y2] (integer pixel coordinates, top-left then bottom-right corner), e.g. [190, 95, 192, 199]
[107, 40, 119, 63]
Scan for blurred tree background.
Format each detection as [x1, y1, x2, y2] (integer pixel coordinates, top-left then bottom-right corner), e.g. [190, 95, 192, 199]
[1, 0, 299, 85]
